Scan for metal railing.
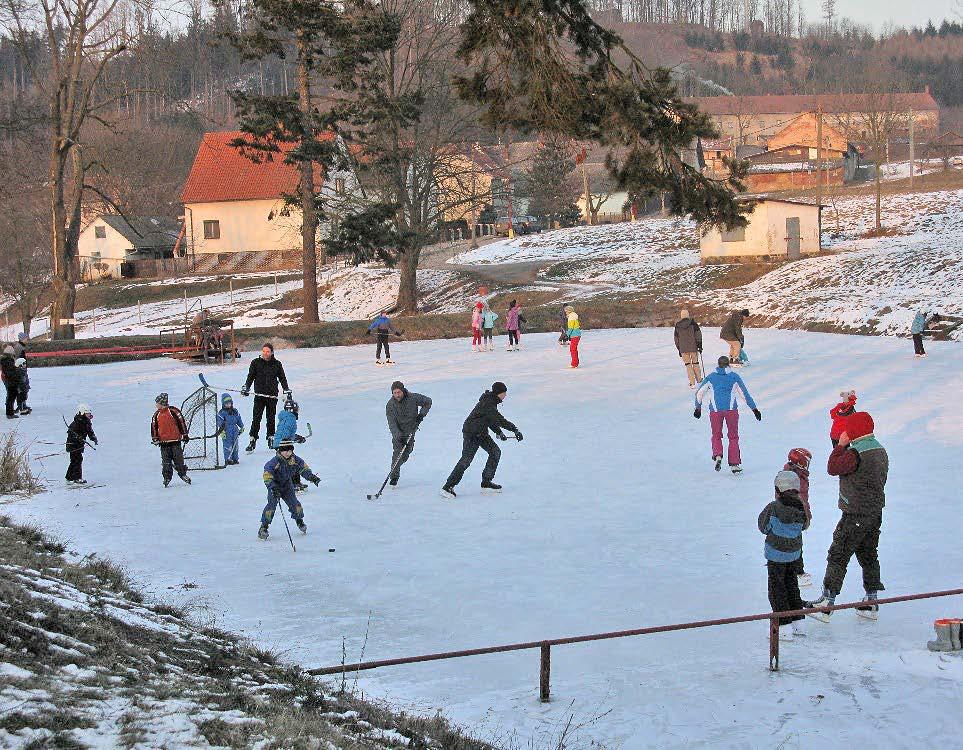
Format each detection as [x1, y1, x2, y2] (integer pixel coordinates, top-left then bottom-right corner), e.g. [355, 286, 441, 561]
[308, 588, 963, 702]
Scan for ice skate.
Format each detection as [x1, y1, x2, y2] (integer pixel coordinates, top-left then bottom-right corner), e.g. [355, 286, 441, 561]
[389, 476, 399, 487]
[258, 525, 269, 540]
[855, 595, 879, 620]
[440, 485, 457, 499]
[296, 519, 307, 535]
[375, 359, 384, 366]
[713, 456, 722, 472]
[246, 438, 257, 453]
[163, 478, 170, 488]
[796, 572, 813, 587]
[480, 480, 502, 494]
[806, 591, 834, 622]
[731, 464, 743, 474]
[385, 359, 395, 365]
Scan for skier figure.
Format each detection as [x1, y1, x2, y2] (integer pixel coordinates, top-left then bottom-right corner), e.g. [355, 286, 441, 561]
[673, 308, 703, 388]
[215, 394, 245, 465]
[481, 303, 498, 351]
[720, 309, 750, 365]
[241, 342, 291, 453]
[830, 390, 857, 447]
[12, 333, 30, 414]
[1, 345, 21, 419]
[693, 355, 762, 474]
[385, 380, 432, 487]
[784, 448, 814, 587]
[565, 305, 581, 368]
[808, 412, 888, 622]
[367, 311, 402, 365]
[557, 305, 570, 346]
[911, 310, 941, 358]
[441, 381, 522, 498]
[505, 300, 525, 351]
[65, 404, 98, 484]
[258, 439, 321, 540]
[758, 470, 809, 641]
[471, 302, 484, 352]
[150, 393, 192, 487]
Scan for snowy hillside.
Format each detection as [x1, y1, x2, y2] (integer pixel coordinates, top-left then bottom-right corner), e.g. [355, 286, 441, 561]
[4, 329, 963, 748]
[451, 188, 963, 337]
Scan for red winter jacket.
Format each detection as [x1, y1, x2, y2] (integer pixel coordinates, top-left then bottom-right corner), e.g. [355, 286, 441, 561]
[829, 401, 856, 441]
[783, 461, 811, 528]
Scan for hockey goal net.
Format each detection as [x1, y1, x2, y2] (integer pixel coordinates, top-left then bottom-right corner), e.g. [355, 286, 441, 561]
[180, 386, 223, 471]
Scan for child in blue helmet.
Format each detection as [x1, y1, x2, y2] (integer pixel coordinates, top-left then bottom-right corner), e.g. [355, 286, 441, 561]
[216, 393, 245, 465]
[271, 395, 309, 488]
[258, 440, 321, 539]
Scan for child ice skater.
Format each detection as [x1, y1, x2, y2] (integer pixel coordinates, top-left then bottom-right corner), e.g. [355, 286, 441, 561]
[216, 393, 244, 465]
[258, 439, 321, 540]
[830, 390, 857, 447]
[367, 312, 402, 365]
[482, 304, 498, 351]
[784, 448, 813, 587]
[471, 302, 484, 352]
[65, 404, 98, 484]
[758, 470, 808, 641]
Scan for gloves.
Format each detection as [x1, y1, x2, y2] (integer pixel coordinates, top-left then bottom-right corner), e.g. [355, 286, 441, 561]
[240, 387, 250, 397]
[152, 439, 160, 446]
[183, 436, 191, 444]
[284, 390, 292, 397]
[753, 408, 762, 421]
[294, 435, 306, 443]
[698, 347, 703, 353]
[310, 476, 321, 487]
[514, 430, 523, 442]
[693, 407, 702, 419]
[395, 331, 402, 337]
[415, 414, 424, 424]
[92, 438, 99, 445]
[497, 432, 508, 441]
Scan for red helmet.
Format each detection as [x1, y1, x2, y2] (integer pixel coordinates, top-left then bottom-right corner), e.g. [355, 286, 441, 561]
[787, 448, 812, 469]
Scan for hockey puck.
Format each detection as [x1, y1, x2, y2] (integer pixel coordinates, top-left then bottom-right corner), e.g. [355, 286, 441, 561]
[328, 548, 336, 553]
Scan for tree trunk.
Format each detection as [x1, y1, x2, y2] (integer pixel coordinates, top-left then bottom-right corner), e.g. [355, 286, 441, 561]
[296, 37, 320, 325]
[49, 146, 76, 340]
[874, 158, 882, 232]
[396, 248, 421, 314]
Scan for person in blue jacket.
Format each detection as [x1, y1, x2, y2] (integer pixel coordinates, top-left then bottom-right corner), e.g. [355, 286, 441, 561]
[367, 312, 402, 365]
[258, 440, 321, 540]
[911, 310, 940, 357]
[215, 394, 244, 465]
[693, 355, 762, 474]
[271, 396, 309, 488]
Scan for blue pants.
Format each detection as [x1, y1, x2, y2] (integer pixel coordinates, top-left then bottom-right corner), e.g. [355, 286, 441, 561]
[222, 435, 240, 463]
[261, 489, 303, 527]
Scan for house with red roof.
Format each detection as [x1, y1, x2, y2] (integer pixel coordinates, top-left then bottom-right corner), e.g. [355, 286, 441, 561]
[180, 131, 357, 263]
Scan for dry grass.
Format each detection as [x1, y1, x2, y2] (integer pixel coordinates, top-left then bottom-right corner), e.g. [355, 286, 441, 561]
[0, 431, 44, 496]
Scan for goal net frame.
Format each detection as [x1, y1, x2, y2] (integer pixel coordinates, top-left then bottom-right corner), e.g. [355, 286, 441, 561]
[180, 385, 223, 471]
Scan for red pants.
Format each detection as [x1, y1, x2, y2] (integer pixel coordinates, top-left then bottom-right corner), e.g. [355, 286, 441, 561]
[472, 328, 481, 346]
[709, 409, 740, 466]
[569, 336, 581, 367]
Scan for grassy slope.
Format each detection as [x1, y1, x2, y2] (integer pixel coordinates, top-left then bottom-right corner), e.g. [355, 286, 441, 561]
[0, 514, 496, 750]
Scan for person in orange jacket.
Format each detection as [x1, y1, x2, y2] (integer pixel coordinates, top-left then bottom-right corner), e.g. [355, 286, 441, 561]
[151, 393, 192, 487]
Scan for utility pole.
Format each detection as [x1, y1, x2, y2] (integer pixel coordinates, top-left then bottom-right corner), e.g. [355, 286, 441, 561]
[578, 146, 591, 225]
[815, 105, 823, 207]
[908, 108, 915, 189]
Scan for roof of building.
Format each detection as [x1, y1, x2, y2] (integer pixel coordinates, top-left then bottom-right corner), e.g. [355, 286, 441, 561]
[701, 136, 733, 151]
[181, 130, 332, 204]
[96, 215, 181, 249]
[690, 92, 939, 117]
[744, 195, 825, 209]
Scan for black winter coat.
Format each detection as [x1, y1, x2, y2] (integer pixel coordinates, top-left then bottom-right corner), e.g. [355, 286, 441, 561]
[462, 391, 518, 438]
[720, 311, 745, 343]
[244, 356, 289, 396]
[0, 353, 20, 388]
[66, 414, 97, 452]
[674, 318, 703, 354]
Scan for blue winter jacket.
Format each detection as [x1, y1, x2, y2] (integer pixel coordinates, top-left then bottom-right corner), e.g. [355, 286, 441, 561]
[216, 407, 244, 444]
[368, 315, 396, 334]
[275, 409, 298, 442]
[263, 454, 319, 495]
[695, 367, 758, 413]
[911, 312, 926, 335]
[482, 309, 498, 328]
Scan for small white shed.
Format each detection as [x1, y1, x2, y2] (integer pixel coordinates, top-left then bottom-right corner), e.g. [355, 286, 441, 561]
[700, 197, 822, 263]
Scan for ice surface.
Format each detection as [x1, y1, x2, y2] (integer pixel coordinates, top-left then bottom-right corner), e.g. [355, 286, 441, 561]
[5, 329, 963, 747]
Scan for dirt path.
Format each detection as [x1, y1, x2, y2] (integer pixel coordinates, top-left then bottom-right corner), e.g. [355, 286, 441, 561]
[421, 238, 562, 289]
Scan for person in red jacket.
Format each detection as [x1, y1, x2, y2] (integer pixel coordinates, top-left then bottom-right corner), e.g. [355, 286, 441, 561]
[829, 390, 857, 446]
[151, 393, 192, 488]
[784, 448, 813, 587]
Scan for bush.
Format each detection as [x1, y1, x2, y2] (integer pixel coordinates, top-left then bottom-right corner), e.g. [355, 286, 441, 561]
[0, 432, 43, 496]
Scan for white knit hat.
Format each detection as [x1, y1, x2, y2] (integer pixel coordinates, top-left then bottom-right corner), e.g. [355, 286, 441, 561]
[77, 403, 92, 416]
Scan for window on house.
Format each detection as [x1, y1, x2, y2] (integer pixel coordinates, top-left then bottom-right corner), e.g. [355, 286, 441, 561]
[203, 220, 220, 239]
[94, 225, 106, 239]
[335, 177, 346, 196]
[721, 226, 746, 243]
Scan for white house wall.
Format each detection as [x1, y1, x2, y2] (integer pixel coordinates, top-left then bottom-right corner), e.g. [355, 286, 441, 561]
[700, 201, 821, 260]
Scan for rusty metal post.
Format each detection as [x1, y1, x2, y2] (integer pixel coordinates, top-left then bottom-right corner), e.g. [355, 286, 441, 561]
[769, 617, 779, 672]
[539, 644, 551, 702]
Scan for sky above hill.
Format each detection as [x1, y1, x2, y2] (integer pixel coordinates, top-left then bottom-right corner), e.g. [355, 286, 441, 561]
[807, 0, 956, 30]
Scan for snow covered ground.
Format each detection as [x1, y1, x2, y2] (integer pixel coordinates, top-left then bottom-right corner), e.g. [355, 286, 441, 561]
[4, 328, 963, 748]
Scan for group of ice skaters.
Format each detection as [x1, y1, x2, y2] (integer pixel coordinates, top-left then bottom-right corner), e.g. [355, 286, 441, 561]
[1, 333, 33, 419]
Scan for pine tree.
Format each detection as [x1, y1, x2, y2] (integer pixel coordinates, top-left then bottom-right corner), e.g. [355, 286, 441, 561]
[526, 138, 580, 228]
[220, 0, 399, 324]
[455, 0, 749, 230]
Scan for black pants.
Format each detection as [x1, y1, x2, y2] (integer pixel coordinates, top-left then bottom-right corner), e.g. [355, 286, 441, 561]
[4, 383, 16, 417]
[768, 561, 805, 625]
[823, 513, 884, 596]
[390, 436, 415, 480]
[66, 450, 84, 481]
[16, 371, 28, 410]
[160, 441, 188, 481]
[250, 396, 277, 439]
[508, 330, 519, 346]
[791, 552, 805, 576]
[376, 334, 391, 360]
[445, 432, 500, 488]
[913, 333, 925, 355]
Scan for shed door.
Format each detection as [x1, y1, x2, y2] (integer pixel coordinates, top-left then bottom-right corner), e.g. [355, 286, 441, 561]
[786, 217, 801, 259]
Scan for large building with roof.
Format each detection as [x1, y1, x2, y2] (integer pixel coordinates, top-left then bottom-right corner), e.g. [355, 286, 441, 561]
[77, 214, 182, 279]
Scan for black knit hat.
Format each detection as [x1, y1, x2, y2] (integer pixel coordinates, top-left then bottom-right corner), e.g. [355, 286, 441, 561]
[155, 392, 169, 406]
[391, 380, 405, 392]
[741, 309, 750, 317]
[491, 381, 507, 396]
[277, 439, 294, 451]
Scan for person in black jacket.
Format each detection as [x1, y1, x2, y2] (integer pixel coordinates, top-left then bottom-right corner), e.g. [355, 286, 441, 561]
[65, 404, 98, 484]
[241, 342, 290, 452]
[1, 345, 21, 419]
[673, 308, 703, 388]
[441, 381, 522, 498]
